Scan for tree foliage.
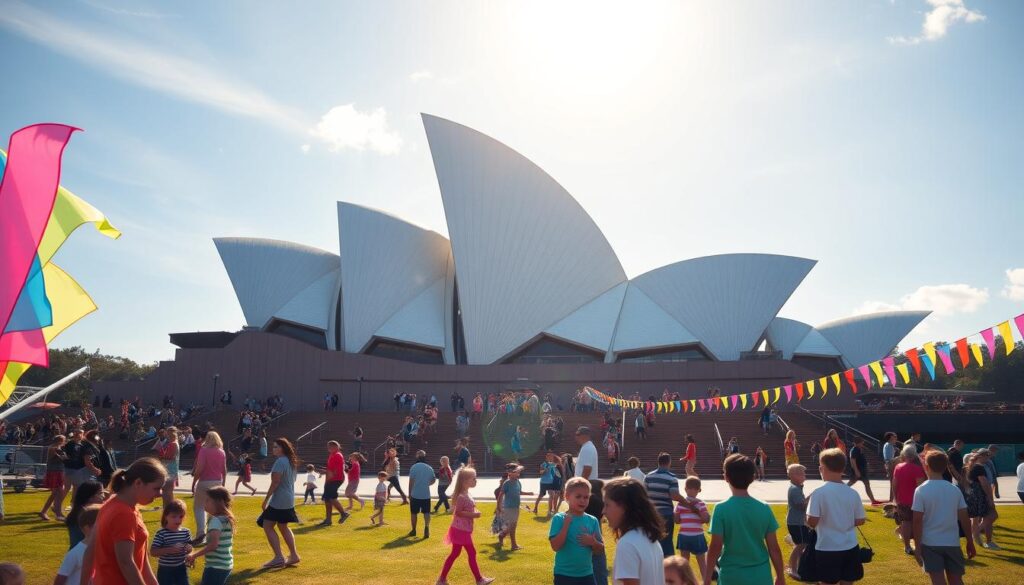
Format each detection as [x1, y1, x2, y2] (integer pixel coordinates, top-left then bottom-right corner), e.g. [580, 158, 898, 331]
[893, 339, 1024, 401]
[17, 346, 157, 404]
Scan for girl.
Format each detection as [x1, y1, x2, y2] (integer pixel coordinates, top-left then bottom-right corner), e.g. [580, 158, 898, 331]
[370, 471, 388, 526]
[663, 556, 698, 585]
[40, 435, 67, 521]
[344, 452, 365, 511]
[82, 458, 168, 585]
[193, 431, 227, 540]
[383, 448, 408, 504]
[158, 427, 180, 507]
[783, 430, 799, 467]
[151, 499, 192, 585]
[603, 477, 666, 585]
[433, 456, 454, 514]
[259, 438, 301, 569]
[681, 435, 697, 478]
[754, 447, 767, 482]
[533, 452, 563, 516]
[302, 464, 318, 505]
[186, 487, 234, 585]
[821, 428, 846, 454]
[233, 455, 256, 496]
[65, 480, 105, 548]
[436, 467, 495, 585]
[606, 433, 620, 464]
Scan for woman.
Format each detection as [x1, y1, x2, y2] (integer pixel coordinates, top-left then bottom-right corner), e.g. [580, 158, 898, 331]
[531, 451, 563, 516]
[965, 450, 997, 549]
[81, 458, 167, 585]
[39, 435, 67, 521]
[603, 477, 666, 585]
[821, 429, 847, 454]
[351, 424, 364, 454]
[383, 448, 408, 504]
[784, 430, 799, 467]
[257, 429, 268, 460]
[66, 479, 105, 548]
[259, 438, 301, 568]
[680, 435, 697, 477]
[158, 426, 180, 507]
[193, 431, 227, 539]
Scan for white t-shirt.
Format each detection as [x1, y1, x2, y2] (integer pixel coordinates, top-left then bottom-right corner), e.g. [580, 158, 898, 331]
[911, 479, 967, 547]
[576, 440, 599, 480]
[807, 481, 865, 551]
[624, 468, 646, 483]
[1017, 462, 1024, 493]
[306, 472, 317, 486]
[58, 541, 87, 584]
[613, 528, 666, 585]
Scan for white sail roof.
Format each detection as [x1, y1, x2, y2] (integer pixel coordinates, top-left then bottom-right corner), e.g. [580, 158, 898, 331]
[816, 310, 930, 368]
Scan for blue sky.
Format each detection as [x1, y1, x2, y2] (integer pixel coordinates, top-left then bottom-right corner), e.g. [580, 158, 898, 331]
[1, 0, 1021, 364]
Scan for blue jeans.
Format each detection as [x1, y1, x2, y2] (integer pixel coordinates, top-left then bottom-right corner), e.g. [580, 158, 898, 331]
[592, 551, 609, 585]
[658, 512, 675, 557]
[201, 567, 231, 585]
[156, 565, 189, 585]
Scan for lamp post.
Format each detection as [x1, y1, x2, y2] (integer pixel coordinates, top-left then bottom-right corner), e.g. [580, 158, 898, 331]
[357, 376, 364, 412]
[211, 374, 220, 407]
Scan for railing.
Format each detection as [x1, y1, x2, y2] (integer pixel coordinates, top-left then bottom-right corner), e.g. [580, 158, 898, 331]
[372, 438, 391, 471]
[295, 421, 328, 444]
[795, 404, 880, 453]
[776, 415, 792, 434]
[713, 423, 725, 457]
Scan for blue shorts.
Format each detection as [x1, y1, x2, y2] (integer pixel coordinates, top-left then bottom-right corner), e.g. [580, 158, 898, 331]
[676, 533, 708, 554]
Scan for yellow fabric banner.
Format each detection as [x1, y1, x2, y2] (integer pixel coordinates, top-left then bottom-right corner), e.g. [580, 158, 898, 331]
[773, 387, 781, 404]
[869, 361, 885, 386]
[970, 343, 984, 366]
[760, 389, 769, 404]
[720, 396, 728, 409]
[807, 379, 816, 397]
[37, 185, 122, 265]
[923, 342, 938, 369]
[831, 373, 841, 395]
[689, 399, 696, 412]
[896, 363, 910, 384]
[997, 321, 1015, 355]
[818, 376, 829, 396]
[740, 393, 748, 408]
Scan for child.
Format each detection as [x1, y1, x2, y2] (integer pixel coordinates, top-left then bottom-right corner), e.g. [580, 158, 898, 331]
[586, 479, 608, 585]
[150, 499, 193, 585]
[233, 455, 256, 496]
[185, 486, 234, 584]
[0, 564, 24, 585]
[550, 477, 603, 585]
[496, 464, 534, 551]
[785, 464, 810, 580]
[807, 448, 866, 585]
[370, 471, 388, 526]
[675, 476, 710, 582]
[911, 450, 976, 585]
[55, 505, 100, 585]
[754, 447, 767, 482]
[302, 464, 317, 505]
[434, 456, 454, 514]
[603, 477, 666, 585]
[705, 454, 785, 585]
[663, 556, 699, 585]
[436, 467, 495, 585]
[344, 452, 365, 511]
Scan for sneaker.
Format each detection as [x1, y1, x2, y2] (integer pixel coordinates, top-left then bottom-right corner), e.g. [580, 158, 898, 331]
[904, 545, 914, 555]
[407, 529, 417, 537]
[317, 520, 332, 527]
[476, 578, 496, 585]
[424, 527, 430, 539]
[339, 512, 350, 525]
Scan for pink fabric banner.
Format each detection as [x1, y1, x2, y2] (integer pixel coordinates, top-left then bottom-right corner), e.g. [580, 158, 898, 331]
[981, 328, 997, 360]
[730, 394, 738, 410]
[857, 365, 873, 390]
[1016, 314, 1024, 342]
[0, 328, 47, 366]
[698, 399, 706, 411]
[937, 345, 955, 374]
[784, 385, 792, 402]
[882, 356, 896, 387]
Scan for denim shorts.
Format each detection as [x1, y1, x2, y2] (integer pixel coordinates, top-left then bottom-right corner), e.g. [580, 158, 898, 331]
[676, 533, 708, 554]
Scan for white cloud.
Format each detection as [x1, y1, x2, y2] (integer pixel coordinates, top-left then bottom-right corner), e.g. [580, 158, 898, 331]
[0, 2, 306, 133]
[310, 104, 403, 155]
[855, 283, 989, 316]
[409, 70, 434, 82]
[300, 144, 311, 154]
[889, 0, 985, 45]
[1001, 268, 1024, 301]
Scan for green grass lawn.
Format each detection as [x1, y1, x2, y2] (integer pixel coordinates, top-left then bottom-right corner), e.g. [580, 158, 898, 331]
[2, 490, 1022, 584]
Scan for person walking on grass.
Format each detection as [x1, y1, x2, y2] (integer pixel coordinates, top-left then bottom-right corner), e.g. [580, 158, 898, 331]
[370, 471, 389, 526]
[186, 486, 235, 585]
[320, 441, 351, 526]
[436, 467, 495, 585]
[192, 431, 227, 541]
[807, 448, 867, 585]
[345, 452, 366, 511]
[893, 445, 927, 555]
[39, 435, 67, 522]
[496, 463, 533, 551]
[383, 448, 408, 504]
[848, 436, 883, 505]
[674, 476, 710, 583]
[785, 464, 810, 580]
[534, 451, 564, 516]
[259, 438, 301, 569]
[912, 450, 976, 585]
[434, 455, 454, 514]
[603, 477, 667, 585]
[575, 427, 599, 480]
[645, 452, 686, 558]
[408, 450, 436, 538]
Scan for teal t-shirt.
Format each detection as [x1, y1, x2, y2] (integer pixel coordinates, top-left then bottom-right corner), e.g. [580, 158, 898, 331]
[708, 496, 779, 585]
[548, 512, 601, 577]
[502, 479, 522, 508]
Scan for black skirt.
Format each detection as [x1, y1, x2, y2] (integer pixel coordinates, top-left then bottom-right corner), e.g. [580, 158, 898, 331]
[257, 506, 299, 526]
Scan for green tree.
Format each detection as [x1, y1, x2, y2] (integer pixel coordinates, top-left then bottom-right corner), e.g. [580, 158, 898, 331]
[18, 347, 156, 404]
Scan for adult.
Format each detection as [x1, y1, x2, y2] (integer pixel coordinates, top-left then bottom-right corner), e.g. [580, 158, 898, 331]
[644, 452, 685, 557]
[634, 411, 647, 441]
[759, 406, 772, 435]
[81, 458, 167, 585]
[193, 431, 227, 539]
[892, 445, 927, 555]
[946, 440, 965, 483]
[1015, 451, 1024, 503]
[784, 430, 799, 468]
[383, 448, 408, 504]
[903, 432, 922, 455]
[157, 426, 180, 507]
[965, 450, 999, 550]
[320, 440, 351, 526]
[847, 436, 882, 505]
[822, 429, 847, 454]
[63, 429, 100, 503]
[679, 435, 697, 478]
[574, 427, 599, 480]
[39, 435, 67, 521]
[407, 450, 436, 538]
[454, 439, 472, 472]
[260, 438, 301, 568]
[93, 435, 118, 488]
[351, 424, 364, 454]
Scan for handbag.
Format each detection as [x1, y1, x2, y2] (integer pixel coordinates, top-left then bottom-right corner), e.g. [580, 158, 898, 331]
[857, 527, 874, 564]
[795, 528, 819, 582]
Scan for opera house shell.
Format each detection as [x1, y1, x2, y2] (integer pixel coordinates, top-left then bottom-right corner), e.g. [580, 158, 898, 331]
[99, 115, 928, 411]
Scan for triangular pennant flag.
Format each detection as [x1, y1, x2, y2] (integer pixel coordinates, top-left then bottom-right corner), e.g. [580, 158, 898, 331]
[997, 321, 1014, 355]
[981, 328, 997, 360]
[857, 365, 873, 390]
[806, 379, 816, 398]
[698, 399, 705, 411]
[818, 377, 828, 397]
[784, 385, 793, 402]
[896, 362, 910, 384]
[937, 344, 955, 375]
[906, 348, 922, 376]
[795, 382, 805, 401]
[831, 373, 841, 396]
[761, 389, 769, 404]
[869, 361, 885, 386]
[921, 353, 936, 380]
[882, 357, 896, 388]
[923, 342, 937, 369]
[689, 399, 696, 412]
[1016, 314, 1024, 342]
[955, 338, 970, 368]
[751, 392, 760, 407]
[843, 369, 857, 394]
[730, 395, 738, 410]
[970, 343, 984, 367]
[740, 393, 748, 409]
[675, 400, 682, 413]
[720, 396, 729, 410]
[773, 387, 781, 404]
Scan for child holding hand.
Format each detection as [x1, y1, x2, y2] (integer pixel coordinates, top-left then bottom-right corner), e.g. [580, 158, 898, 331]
[150, 500, 193, 585]
[549, 477, 604, 585]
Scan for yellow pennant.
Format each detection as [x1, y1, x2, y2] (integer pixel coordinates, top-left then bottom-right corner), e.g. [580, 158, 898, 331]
[970, 343, 984, 366]
[818, 377, 829, 397]
[923, 342, 938, 369]
[997, 321, 1015, 355]
[869, 361, 885, 386]
[896, 363, 911, 384]
[761, 389, 769, 404]
[806, 379, 816, 397]
[740, 393, 748, 408]
[689, 399, 696, 412]
[773, 387, 781, 404]
[720, 396, 729, 409]
[831, 373, 842, 395]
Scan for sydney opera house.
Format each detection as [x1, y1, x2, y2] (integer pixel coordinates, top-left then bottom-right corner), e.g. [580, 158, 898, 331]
[100, 115, 928, 411]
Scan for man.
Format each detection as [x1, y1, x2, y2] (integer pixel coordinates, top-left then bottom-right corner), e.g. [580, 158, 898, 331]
[904, 432, 922, 455]
[319, 441, 350, 526]
[848, 436, 882, 505]
[574, 426, 599, 480]
[946, 440, 965, 483]
[407, 450, 436, 538]
[453, 438, 471, 471]
[644, 452, 686, 557]
[912, 450, 976, 585]
[63, 429, 100, 502]
[981, 445, 1001, 547]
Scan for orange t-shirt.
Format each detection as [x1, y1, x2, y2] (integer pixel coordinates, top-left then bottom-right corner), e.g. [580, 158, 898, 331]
[93, 496, 149, 584]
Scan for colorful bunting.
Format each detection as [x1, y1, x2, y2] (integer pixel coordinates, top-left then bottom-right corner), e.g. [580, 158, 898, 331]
[751, 392, 760, 407]
[1016, 314, 1024, 341]
[981, 329, 996, 360]
[997, 321, 1015, 355]
[818, 376, 828, 397]
[784, 385, 793, 402]
[869, 361, 885, 387]
[760, 390, 769, 404]
[773, 387, 781, 404]
[936, 344, 955, 375]
[882, 357, 896, 388]
[843, 369, 857, 394]
[970, 343, 984, 367]
[807, 379, 816, 398]
[730, 395, 738, 410]
[895, 363, 910, 384]
[922, 342, 937, 370]
[831, 373, 841, 396]
[906, 348, 922, 376]
[921, 353, 936, 380]
[955, 338, 970, 368]
[740, 393, 747, 409]
[857, 365, 873, 390]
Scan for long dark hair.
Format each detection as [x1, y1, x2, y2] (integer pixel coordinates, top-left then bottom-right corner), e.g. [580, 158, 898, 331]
[275, 438, 298, 468]
[67, 480, 104, 529]
[109, 457, 167, 494]
[603, 476, 665, 542]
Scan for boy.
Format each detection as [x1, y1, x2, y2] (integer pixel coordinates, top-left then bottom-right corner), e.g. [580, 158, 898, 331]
[55, 504, 100, 585]
[370, 471, 389, 526]
[704, 454, 785, 585]
[675, 476, 710, 582]
[303, 464, 318, 505]
[549, 477, 603, 585]
[497, 463, 534, 551]
[912, 450, 976, 585]
[785, 464, 810, 580]
[807, 448, 867, 585]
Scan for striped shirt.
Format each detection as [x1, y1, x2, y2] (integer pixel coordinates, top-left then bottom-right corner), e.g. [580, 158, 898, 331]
[674, 497, 708, 536]
[644, 468, 679, 516]
[205, 515, 233, 570]
[151, 527, 192, 567]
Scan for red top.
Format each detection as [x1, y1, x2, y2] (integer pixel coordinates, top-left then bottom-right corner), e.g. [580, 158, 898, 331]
[684, 443, 697, 461]
[784, 440, 796, 457]
[346, 459, 361, 482]
[893, 461, 927, 505]
[437, 465, 453, 483]
[326, 451, 345, 482]
[93, 497, 149, 585]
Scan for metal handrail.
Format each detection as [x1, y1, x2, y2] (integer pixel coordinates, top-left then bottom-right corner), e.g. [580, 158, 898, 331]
[713, 423, 725, 457]
[295, 421, 327, 443]
[795, 404, 880, 452]
[372, 438, 392, 471]
[776, 415, 792, 433]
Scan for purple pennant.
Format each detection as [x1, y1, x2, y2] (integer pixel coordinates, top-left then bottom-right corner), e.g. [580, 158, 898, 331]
[981, 328, 997, 360]
[1015, 314, 1024, 341]
[784, 385, 793, 402]
[857, 365, 873, 390]
[937, 344, 955, 375]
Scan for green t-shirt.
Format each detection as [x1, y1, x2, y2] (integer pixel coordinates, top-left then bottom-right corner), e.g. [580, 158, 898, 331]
[709, 496, 778, 585]
[548, 512, 601, 577]
[205, 515, 234, 570]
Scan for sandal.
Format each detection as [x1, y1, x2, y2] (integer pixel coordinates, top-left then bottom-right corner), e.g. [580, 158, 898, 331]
[285, 556, 301, 566]
[261, 558, 286, 569]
